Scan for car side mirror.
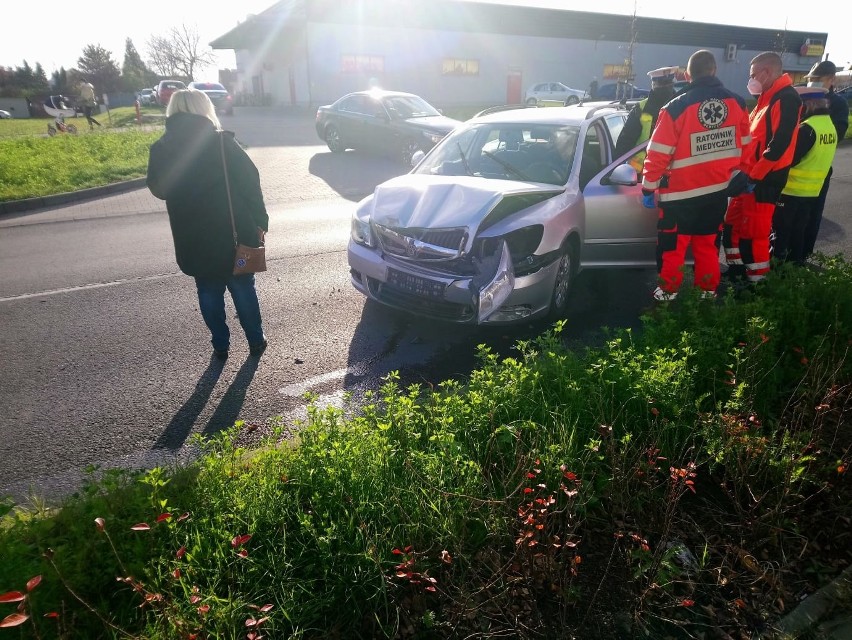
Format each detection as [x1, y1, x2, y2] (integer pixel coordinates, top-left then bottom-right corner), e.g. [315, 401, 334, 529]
[411, 149, 426, 167]
[607, 163, 639, 186]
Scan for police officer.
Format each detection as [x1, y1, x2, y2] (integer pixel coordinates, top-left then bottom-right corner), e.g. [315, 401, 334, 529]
[642, 50, 750, 300]
[615, 66, 678, 275]
[615, 66, 679, 166]
[800, 60, 849, 258]
[773, 86, 838, 264]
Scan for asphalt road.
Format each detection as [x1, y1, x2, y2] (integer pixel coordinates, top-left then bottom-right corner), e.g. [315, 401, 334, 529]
[1, 113, 849, 504]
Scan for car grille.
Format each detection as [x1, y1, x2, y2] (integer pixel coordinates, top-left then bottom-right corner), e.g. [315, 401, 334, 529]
[375, 224, 467, 261]
[368, 277, 475, 322]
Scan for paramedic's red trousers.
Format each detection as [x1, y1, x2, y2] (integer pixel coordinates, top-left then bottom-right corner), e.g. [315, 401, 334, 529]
[659, 233, 722, 293]
[724, 193, 773, 282]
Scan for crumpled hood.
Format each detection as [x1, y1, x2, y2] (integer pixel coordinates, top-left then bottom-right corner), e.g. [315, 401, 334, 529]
[368, 175, 562, 230]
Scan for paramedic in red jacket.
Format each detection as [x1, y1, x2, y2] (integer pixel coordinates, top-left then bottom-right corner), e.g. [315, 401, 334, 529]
[723, 51, 802, 282]
[642, 50, 751, 300]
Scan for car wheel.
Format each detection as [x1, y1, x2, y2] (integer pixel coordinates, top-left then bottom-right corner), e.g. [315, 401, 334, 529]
[548, 241, 578, 318]
[325, 125, 344, 153]
[565, 95, 579, 105]
[400, 139, 421, 166]
[526, 97, 538, 106]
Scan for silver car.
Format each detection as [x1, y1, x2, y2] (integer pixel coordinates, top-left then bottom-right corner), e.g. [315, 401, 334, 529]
[347, 103, 659, 324]
[525, 82, 587, 106]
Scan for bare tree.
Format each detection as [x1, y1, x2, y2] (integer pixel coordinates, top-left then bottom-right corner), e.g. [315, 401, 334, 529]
[146, 24, 215, 81]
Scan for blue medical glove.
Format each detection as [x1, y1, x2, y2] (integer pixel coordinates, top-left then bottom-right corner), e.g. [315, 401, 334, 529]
[642, 190, 656, 209]
[745, 180, 756, 194]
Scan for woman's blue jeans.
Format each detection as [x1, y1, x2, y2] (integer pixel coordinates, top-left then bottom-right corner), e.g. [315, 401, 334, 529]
[194, 274, 265, 352]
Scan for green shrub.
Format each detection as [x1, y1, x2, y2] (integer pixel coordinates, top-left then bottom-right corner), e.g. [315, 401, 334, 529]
[1, 256, 851, 638]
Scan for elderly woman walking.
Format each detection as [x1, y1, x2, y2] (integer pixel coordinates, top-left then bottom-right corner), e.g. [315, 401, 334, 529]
[146, 88, 269, 360]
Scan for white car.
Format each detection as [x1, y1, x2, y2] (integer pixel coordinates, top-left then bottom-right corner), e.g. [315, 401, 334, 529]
[136, 88, 155, 106]
[0, 109, 11, 119]
[347, 102, 666, 325]
[525, 82, 587, 106]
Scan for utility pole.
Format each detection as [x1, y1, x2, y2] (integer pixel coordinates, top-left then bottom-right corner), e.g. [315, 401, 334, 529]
[622, 0, 638, 100]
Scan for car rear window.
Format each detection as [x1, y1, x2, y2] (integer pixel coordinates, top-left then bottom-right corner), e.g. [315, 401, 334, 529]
[193, 83, 225, 91]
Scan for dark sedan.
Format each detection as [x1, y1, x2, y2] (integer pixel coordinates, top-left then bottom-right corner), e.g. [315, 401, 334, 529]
[593, 82, 650, 101]
[315, 90, 463, 165]
[188, 81, 234, 115]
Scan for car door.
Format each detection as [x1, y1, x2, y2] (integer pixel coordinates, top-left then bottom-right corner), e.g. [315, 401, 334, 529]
[553, 83, 573, 102]
[580, 122, 657, 267]
[335, 95, 371, 149]
[361, 96, 395, 154]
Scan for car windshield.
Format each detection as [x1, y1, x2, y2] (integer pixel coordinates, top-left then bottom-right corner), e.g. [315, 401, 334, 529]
[414, 123, 579, 186]
[383, 95, 441, 119]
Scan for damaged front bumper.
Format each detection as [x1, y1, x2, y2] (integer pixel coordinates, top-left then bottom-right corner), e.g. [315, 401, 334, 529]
[347, 240, 563, 324]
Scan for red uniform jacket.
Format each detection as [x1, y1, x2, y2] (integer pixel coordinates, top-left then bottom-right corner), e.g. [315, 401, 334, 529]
[740, 74, 802, 192]
[642, 76, 750, 203]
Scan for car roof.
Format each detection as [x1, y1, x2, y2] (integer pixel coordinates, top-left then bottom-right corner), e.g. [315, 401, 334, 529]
[343, 89, 420, 100]
[470, 103, 629, 126]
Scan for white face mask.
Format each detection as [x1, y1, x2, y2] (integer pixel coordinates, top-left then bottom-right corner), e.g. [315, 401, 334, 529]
[807, 81, 823, 88]
[747, 78, 763, 96]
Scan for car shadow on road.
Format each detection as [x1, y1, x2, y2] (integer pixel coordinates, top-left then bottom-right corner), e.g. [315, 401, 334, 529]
[308, 151, 407, 201]
[152, 355, 259, 450]
[341, 267, 658, 395]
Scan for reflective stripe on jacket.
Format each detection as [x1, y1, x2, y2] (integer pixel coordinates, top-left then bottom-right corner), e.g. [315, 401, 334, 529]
[642, 76, 750, 203]
[783, 114, 838, 197]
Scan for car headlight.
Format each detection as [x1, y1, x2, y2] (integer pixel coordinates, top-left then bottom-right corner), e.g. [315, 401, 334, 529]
[478, 240, 515, 322]
[351, 216, 373, 247]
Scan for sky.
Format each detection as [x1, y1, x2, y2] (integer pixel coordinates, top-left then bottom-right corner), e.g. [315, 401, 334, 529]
[1, 0, 848, 82]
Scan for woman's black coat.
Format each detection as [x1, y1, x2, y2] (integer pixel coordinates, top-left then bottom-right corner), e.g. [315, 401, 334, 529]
[146, 112, 269, 280]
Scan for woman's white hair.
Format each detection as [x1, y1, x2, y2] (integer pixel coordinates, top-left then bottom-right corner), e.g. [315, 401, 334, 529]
[166, 88, 221, 129]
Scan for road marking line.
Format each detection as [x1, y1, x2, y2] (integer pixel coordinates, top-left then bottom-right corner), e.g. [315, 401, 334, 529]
[279, 368, 350, 396]
[0, 272, 180, 303]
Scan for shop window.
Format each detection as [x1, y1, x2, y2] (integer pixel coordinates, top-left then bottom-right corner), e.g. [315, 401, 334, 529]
[442, 58, 479, 76]
[341, 55, 385, 74]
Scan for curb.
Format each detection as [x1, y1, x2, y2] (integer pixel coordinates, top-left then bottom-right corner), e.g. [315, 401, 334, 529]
[0, 177, 147, 216]
[771, 563, 852, 639]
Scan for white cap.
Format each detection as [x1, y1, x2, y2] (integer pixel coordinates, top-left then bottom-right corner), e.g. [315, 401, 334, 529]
[795, 85, 828, 99]
[647, 66, 679, 85]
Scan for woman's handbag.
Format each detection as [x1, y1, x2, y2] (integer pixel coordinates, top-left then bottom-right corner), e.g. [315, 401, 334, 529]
[220, 133, 267, 276]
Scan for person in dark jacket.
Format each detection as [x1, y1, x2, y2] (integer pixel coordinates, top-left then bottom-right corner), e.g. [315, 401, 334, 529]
[800, 60, 849, 258]
[147, 88, 269, 360]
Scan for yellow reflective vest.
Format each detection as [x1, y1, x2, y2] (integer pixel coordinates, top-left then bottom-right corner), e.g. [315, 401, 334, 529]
[783, 114, 838, 197]
[628, 99, 653, 172]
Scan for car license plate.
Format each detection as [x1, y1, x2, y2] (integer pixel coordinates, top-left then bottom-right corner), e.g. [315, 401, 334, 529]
[386, 268, 446, 298]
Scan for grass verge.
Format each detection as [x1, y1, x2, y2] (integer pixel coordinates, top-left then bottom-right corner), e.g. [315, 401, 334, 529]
[0, 106, 163, 202]
[1, 256, 850, 639]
